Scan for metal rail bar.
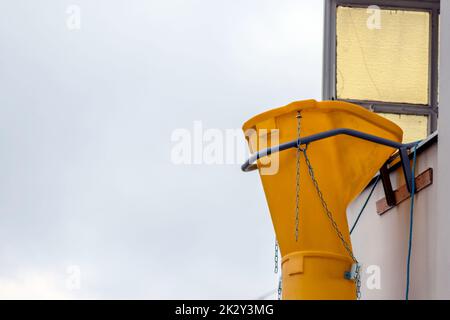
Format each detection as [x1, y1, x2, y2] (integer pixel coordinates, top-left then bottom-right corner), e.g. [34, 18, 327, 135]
[241, 128, 420, 192]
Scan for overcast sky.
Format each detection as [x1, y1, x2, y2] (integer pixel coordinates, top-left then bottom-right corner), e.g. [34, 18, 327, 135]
[0, 0, 323, 299]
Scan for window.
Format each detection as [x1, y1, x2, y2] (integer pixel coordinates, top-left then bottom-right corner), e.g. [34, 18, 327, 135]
[336, 7, 430, 104]
[323, 0, 440, 143]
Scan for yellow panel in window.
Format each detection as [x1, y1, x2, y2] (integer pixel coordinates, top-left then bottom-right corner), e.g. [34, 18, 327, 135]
[379, 113, 428, 143]
[336, 6, 430, 104]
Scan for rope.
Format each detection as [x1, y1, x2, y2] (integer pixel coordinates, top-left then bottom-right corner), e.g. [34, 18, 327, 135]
[350, 175, 381, 235]
[405, 144, 418, 300]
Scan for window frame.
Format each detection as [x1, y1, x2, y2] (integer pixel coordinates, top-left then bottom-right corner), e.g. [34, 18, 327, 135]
[323, 0, 440, 134]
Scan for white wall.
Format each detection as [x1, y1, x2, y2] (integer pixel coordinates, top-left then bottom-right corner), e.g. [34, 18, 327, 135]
[435, 0, 450, 300]
[346, 0, 450, 300]
[348, 142, 438, 299]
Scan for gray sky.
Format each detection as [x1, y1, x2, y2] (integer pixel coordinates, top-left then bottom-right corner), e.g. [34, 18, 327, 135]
[0, 0, 323, 299]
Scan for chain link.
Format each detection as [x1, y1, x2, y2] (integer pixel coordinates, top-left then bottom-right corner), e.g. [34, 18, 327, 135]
[295, 111, 302, 242]
[301, 145, 361, 299]
[301, 147, 357, 262]
[274, 240, 279, 274]
[355, 265, 362, 299]
[277, 276, 282, 300]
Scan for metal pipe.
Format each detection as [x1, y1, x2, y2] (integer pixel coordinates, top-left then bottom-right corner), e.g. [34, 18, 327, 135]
[241, 128, 419, 173]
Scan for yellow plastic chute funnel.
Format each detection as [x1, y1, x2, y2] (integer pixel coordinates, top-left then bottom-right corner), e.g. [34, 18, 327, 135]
[243, 100, 403, 300]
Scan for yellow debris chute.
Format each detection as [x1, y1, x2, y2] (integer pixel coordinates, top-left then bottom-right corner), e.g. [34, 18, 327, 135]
[242, 100, 403, 300]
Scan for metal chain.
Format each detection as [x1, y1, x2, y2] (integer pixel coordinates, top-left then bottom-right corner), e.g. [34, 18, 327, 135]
[274, 240, 279, 274]
[295, 111, 302, 242]
[355, 265, 361, 299]
[277, 276, 282, 300]
[275, 238, 281, 299]
[301, 147, 356, 262]
[301, 146, 361, 299]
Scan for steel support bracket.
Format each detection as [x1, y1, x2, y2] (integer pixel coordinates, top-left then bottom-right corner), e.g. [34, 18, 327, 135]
[399, 147, 414, 194]
[379, 163, 396, 207]
[242, 128, 420, 199]
[379, 148, 415, 207]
